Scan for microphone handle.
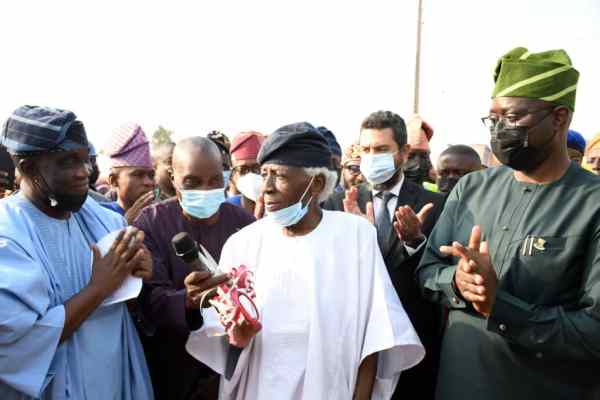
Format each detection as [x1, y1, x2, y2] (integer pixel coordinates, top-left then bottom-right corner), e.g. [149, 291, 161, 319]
[189, 258, 212, 273]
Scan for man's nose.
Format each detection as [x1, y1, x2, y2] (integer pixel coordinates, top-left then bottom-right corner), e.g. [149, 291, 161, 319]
[76, 163, 90, 178]
[143, 175, 155, 187]
[262, 174, 275, 193]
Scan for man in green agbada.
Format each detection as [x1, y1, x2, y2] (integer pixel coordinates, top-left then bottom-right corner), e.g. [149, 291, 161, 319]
[416, 47, 600, 399]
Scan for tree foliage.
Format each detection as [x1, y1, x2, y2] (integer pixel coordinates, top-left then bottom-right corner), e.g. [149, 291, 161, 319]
[152, 125, 174, 146]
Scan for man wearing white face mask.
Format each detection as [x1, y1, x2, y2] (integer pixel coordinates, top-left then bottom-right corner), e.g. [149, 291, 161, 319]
[323, 110, 445, 400]
[132, 137, 255, 400]
[227, 131, 265, 215]
[186, 122, 424, 400]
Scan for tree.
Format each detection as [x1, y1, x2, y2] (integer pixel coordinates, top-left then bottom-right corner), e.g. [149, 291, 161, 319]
[152, 125, 174, 146]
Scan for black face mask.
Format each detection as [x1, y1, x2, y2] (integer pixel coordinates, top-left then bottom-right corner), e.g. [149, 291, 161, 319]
[49, 190, 88, 212]
[490, 122, 556, 172]
[35, 172, 88, 213]
[437, 175, 460, 194]
[404, 155, 431, 185]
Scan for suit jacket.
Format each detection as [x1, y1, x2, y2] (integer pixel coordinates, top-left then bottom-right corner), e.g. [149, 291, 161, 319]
[323, 180, 445, 400]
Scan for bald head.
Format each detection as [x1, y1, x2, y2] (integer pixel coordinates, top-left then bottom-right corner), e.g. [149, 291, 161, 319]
[171, 136, 225, 192]
[173, 137, 222, 171]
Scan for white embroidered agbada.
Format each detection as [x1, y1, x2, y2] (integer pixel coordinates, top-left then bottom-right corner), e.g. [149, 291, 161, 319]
[186, 210, 424, 400]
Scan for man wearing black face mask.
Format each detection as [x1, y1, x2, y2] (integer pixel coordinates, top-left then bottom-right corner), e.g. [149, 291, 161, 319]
[417, 48, 600, 400]
[436, 145, 482, 195]
[405, 115, 436, 190]
[0, 106, 154, 399]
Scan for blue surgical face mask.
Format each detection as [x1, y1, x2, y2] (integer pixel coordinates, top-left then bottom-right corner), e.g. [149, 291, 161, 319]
[223, 170, 232, 188]
[360, 152, 398, 185]
[267, 176, 314, 227]
[180, 187, 226, 219]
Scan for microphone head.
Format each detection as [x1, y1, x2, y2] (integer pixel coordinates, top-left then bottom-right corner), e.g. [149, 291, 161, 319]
[171, 232, 199, 263]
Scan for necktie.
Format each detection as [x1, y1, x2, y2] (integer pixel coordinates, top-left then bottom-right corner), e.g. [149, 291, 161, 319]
[375, 191, 394, 254]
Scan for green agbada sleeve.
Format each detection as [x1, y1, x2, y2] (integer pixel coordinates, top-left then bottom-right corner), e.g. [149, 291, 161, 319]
[415, 184, 467, 310]
[416, 166, 600, 362]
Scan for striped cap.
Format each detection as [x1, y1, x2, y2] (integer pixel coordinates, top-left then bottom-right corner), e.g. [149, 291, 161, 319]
[104, 123, 152, 169]
[492, 47, 579, 111]
[0, 105, 87, 155]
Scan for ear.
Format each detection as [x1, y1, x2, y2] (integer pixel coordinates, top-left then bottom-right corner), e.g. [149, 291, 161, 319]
[312, 173, 326, 195]
[553, 106, 571, 131]
[399, 144, 411, 163]
[18, 158, 37, 180]
[108, 172, 119, 188]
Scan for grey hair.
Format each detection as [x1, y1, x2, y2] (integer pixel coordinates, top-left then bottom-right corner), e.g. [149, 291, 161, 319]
[303, 167, 338, 203]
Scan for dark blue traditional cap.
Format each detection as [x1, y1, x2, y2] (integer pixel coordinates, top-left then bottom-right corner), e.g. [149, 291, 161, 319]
[316, 126, 342, 157]
[0, 105, 88, 156]
[258, 122, 332, 168]
[567, 129, 586, 154]
[88, 142, 97, 157]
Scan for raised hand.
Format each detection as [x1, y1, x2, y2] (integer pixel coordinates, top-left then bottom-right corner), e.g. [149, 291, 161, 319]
[124, 191, 155, 225]
[440, 225, 498, 318]
[393, 203, 433, 243]
[342, 186, 374, 224]
[89, 227, 146, 299]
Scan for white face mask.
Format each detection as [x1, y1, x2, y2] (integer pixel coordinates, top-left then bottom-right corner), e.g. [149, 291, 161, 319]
[236, 173, 263, 202]
[360, 152, 398, 185]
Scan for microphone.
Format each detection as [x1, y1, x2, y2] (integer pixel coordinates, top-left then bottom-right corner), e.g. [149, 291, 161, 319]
[171, 232, 210, 272]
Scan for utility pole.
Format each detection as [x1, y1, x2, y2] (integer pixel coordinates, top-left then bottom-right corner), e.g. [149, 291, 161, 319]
[413, 0, 423, 114]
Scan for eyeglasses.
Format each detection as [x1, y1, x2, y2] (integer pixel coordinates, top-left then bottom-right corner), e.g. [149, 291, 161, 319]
[343, 165, 362, 175]
[232, 165, 261, 176]
[481, 106, 554, 131]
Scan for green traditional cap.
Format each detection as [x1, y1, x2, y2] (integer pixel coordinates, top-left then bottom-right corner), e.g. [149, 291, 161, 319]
[492, 47, 579, 111]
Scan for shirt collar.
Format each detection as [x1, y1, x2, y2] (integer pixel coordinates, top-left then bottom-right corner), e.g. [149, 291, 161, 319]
[372, 173, 404, 198]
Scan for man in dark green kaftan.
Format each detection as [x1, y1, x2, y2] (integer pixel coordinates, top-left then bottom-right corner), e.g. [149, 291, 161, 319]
[417, 47, 600, 400]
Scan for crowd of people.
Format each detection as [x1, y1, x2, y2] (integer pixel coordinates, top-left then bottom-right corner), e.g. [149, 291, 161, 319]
[0, 46, 599, 400]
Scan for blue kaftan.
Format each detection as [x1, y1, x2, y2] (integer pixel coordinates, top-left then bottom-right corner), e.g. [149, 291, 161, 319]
[0, 193, 153, 399]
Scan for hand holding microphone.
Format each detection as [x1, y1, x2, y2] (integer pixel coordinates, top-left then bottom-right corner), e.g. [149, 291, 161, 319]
[172, 232, 262, 346]
[171, 232, 230, 309]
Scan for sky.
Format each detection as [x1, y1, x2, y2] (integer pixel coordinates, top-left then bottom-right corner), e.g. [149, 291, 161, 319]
[1, 0, 598, 166]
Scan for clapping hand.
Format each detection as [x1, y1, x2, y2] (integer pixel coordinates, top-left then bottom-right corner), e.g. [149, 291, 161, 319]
[393, 203, 433, 244]
[440, 225, 498, 318]
[343, 186, 374, 224]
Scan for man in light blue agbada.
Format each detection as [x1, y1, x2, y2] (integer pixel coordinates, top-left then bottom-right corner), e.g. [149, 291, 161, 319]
[0, 105, 154, 399]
